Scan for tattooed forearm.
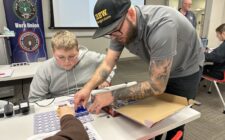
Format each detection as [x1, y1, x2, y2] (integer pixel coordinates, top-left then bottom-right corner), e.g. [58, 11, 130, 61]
[113, 56, 173, 101]
[97, 51, 119, 82]
[84, 49, 120, 90]
[147, 56, 173, 94]
[113, 81, 155, 101]
[99, 69, 110, 80]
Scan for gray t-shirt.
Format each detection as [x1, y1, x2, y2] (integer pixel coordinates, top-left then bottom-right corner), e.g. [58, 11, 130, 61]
[110, 5, 204, 78]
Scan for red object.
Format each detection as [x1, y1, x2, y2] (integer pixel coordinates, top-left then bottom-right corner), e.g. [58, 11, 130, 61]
[202, 71, 225, 114]
[171, 130, 183, 140]
[102, 106, 120, 117]
[203, 71, 225, 83]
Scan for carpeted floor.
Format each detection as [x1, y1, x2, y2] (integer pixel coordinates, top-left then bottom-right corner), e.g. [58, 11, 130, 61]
[185, 81, 225, 140]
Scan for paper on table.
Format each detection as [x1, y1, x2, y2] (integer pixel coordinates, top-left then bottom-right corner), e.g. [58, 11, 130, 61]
[0, 69, 14, 78]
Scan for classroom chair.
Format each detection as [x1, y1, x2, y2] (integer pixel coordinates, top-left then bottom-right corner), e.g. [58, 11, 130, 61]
[171, 130, 183, 140]
[202, 71, 225, 114]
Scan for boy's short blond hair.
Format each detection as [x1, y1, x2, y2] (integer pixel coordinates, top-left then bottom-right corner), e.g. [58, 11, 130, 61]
[51, 31, 78, 51]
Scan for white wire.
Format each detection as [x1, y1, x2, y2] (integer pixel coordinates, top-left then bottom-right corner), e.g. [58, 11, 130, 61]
[72, 68, 78, 93]
[66, 70, 70, 95]
[65, 67, 78, 96]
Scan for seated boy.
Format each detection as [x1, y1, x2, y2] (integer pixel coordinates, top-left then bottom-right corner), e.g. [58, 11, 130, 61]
[29, 31, 115, 102]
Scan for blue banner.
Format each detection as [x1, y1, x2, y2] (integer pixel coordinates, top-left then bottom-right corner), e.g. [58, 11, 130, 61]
[3, 0, 47, 63]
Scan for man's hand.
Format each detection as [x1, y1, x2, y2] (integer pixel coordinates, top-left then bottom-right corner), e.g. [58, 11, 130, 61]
[88, 92, 114, 114]
[74, 88, 92, 109]
[57, 105, 75, 119]
[98, 81, 110, 89]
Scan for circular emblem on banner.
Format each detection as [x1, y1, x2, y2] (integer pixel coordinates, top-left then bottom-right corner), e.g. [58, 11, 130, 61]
[13, 0, 36, 21]
[18, 31, 40, 52]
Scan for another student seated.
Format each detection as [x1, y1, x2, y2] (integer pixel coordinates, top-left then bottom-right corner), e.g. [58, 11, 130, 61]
[203, 23, 225, 80]
[29, 31, 115, 102]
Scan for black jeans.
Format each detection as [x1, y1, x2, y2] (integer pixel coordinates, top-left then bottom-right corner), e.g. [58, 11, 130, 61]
[203, 65, 224, 80]
[155, 67, 202, 140]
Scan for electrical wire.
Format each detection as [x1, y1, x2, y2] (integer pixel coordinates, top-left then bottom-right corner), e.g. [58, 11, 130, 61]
[34, 97, 56, 107]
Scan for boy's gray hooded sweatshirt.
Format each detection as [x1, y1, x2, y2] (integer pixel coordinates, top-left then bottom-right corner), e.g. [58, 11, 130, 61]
[29, 46, 115, 102]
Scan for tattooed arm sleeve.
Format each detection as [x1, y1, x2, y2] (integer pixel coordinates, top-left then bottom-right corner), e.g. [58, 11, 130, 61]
[112, 56, 173, 101]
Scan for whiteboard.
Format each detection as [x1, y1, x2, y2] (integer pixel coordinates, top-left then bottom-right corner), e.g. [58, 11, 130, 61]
[50, 0, 145, 28]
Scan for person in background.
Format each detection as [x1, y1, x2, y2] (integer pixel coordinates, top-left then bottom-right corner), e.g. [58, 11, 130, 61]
[203, 23, 225, 80]
[74, 0, 204, 139]
[29, 31, 116, 102]
[45, 105, 89, 140]
[179, 0, 197, 28]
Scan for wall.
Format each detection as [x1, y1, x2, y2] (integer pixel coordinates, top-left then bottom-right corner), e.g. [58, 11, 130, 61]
[42, 0, 166, 58]
[1, 0, 224, 58]
[0, 0, 138, 59]
[146, 0, 167, 5]
[206, 0, 225, 48]
[223, 1, 225, 23]
[192, 0, 206, 36]
[223, 1, 225, 22]
[42, 0, 134, 58]
[0, 0, 165, 59]
[0, 0, 6, 33]
[169, 0, 179, 9]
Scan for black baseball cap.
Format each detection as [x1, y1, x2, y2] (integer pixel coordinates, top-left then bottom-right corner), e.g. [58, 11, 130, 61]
[92, 0, 131, 39]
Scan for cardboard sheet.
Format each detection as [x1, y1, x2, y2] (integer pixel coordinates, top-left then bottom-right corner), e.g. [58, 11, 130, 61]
[114, 93, 188, 127]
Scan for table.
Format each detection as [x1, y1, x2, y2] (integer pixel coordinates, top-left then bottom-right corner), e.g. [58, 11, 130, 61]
[0, 96, 201, 140]
[0, 62, 43, 98]
[0, 62, 43, 82]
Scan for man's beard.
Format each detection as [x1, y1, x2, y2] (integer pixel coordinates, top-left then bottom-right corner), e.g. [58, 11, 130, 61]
[125, 19, 137, 45]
